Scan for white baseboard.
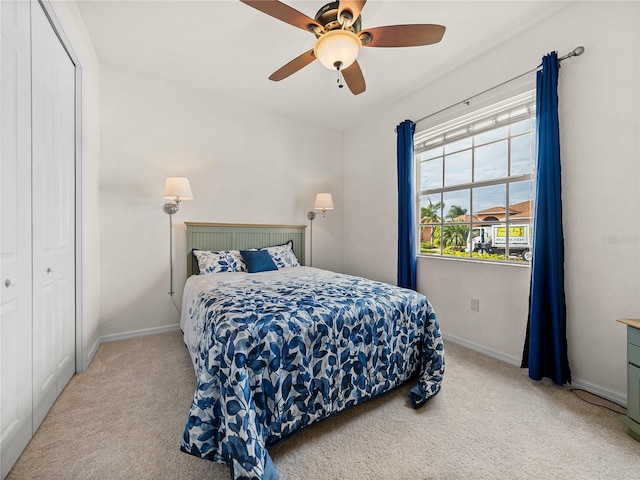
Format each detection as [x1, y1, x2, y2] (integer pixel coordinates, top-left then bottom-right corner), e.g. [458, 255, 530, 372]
[443, 332, 522, 366]
[571, 376, 627, 407]
[99, 323, 181, 344]
[77, 324, 182, 381]
[442, 332, 627, 407]
[87, 336, 101, 367]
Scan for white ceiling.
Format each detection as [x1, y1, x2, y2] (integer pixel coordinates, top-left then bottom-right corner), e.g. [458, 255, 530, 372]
[76, 0, 568, 131]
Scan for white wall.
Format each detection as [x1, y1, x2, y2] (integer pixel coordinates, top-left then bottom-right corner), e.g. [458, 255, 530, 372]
[99, 65, 344, 337]
[343, 1, 640, 402]
[52, 0, 101, 369]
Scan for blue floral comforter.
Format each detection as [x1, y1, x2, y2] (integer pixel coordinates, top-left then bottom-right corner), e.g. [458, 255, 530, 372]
[180, 267, 444, 480]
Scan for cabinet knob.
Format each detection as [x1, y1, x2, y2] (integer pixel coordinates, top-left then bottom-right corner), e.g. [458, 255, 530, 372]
[46, 267, 53, 274]
[4, 278, 14, 288]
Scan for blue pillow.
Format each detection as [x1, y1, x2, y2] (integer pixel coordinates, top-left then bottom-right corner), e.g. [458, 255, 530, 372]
[240, 249, 278, 273]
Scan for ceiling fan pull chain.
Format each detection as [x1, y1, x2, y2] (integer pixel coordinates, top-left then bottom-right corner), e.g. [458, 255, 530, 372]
[335, 61, 344, 89]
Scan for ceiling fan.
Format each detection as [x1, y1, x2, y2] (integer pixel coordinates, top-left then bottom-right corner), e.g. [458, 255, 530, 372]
[240, 0, 446, 95]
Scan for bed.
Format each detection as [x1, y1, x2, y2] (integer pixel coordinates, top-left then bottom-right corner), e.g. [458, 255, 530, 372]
[179, 223, 445, 480]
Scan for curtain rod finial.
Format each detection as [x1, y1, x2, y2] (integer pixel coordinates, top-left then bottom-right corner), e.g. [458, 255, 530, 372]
[560, 46, 585, 61]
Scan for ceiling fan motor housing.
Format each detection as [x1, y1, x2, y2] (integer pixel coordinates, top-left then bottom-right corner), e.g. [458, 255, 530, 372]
[314, 1, 362, 37]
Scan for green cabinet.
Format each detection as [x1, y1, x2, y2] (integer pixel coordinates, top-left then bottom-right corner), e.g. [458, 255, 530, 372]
[619, 319, 640, 442]
[629, 363, 640, 425]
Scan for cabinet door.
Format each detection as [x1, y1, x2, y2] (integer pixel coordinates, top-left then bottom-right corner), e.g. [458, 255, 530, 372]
[31, 0, 76, 431]
[1, 0, 33, 477]
[629, 363, 640, 424]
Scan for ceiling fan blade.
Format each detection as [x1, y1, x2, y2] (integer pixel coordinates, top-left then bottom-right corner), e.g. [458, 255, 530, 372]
[360, 24, 446, 47]
[269, 49, 316, 82]
[338, 0, 367, 26]
[342, 61, 366, 95]
[240, 0, 322, 33]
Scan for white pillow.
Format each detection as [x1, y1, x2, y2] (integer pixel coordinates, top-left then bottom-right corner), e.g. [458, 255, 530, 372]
[262, 240, 300, 268]
[193, 249, 247, 274]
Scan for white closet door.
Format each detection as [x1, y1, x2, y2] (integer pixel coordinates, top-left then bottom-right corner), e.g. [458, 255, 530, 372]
[0, 1, 33, 477]
[31, 1, 76, 431]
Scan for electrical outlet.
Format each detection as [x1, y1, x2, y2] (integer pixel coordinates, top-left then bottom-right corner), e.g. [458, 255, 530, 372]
[470, 298, 480, 312]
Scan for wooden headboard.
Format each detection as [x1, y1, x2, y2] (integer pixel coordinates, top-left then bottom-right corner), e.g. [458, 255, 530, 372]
[185, 222, 307, 277]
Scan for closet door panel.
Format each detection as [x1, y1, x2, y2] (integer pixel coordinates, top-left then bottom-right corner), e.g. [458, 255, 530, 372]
[54, 45, 76, 391]
[0, 0, 32, 477]
[31, 1, 76, 431]
[31, 20, 57, 426]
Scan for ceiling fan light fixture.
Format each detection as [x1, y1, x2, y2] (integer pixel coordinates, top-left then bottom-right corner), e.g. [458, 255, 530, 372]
[313, 29, 361, 70]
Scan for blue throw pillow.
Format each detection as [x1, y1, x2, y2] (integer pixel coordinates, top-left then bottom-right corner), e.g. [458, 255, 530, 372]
[240, 249, 278, 273]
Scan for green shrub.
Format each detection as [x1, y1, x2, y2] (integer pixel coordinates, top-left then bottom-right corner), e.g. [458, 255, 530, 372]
[442, 248, 506, 261]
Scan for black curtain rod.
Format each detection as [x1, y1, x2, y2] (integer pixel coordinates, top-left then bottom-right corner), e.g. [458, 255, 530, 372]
[400, 46, 585, 130]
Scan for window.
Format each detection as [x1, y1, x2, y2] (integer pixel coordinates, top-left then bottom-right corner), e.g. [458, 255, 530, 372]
[416, 91, 536, 263]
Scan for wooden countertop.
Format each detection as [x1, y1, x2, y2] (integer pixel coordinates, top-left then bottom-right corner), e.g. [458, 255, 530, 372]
[617, 318, 640, 329]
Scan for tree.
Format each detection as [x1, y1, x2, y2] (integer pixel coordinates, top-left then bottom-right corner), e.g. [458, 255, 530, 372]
[421, 199, 442, 223]
[442, 222, 469, 250]
[421, 198, 443, 245]
[446, 204, 468, 221]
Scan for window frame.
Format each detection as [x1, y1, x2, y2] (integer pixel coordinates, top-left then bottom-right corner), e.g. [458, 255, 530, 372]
[415, 89, 537, 264]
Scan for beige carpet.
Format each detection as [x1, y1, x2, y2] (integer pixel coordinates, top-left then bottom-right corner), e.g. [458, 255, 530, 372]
[6, 331, 639, 480]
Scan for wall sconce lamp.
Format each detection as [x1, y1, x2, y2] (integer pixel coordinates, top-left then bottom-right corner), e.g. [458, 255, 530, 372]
[163, 176, 193, 214]
[163, 176, 193, 297]
[307, 192, 334, 267]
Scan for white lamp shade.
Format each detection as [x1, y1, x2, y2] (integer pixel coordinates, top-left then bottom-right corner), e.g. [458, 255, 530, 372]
[313, 30, 361, 70]
[314, 193, 334, 211]
[163, 176, 193, 201]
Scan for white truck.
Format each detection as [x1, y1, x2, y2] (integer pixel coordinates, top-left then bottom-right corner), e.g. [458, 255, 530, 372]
[468, 224, 532, 261]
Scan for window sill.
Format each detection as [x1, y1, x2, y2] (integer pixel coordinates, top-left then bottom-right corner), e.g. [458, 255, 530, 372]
[417, 254, 531, 268]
